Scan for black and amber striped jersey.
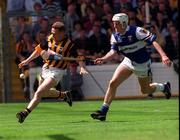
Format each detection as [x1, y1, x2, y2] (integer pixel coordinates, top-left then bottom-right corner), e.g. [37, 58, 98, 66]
[46, 34, 77, 69]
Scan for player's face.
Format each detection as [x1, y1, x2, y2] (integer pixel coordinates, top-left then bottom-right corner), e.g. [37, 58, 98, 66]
[51, 28, 60, 39]
[51, 27, 65, 41]
[113, 21, 125, 33]
[51, 28, 57, 35]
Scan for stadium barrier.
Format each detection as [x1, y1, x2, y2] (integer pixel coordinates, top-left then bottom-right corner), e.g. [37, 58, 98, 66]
[29, 63, 179, 100]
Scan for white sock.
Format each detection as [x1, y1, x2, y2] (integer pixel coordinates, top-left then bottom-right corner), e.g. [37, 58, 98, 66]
[151, 83, 164, 92]
[103, 103, 109, 108]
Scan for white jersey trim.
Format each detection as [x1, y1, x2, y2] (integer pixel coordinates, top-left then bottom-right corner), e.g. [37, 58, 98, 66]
[118, 41, 145, 53]
[136, 27, 150, 40]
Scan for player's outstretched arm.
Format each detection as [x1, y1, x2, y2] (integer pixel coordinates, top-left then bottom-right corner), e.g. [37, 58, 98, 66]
[152, 41, 172, 67]
[18, 50, 39, 68]
[94, 49, 117, 65]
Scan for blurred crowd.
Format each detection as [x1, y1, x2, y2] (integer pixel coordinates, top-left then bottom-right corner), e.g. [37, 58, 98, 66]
[7, 0, 178, 65]
[5, 0, 178, 100]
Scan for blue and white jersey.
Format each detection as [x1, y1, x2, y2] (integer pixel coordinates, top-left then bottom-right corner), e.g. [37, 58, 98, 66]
[110, 26, 156, 63]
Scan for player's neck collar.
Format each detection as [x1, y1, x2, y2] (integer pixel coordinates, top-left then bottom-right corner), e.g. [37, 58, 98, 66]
[116, 26, 129, 35]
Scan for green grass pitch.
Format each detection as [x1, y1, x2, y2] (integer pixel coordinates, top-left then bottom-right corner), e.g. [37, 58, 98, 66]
[0, 98, 179, 140]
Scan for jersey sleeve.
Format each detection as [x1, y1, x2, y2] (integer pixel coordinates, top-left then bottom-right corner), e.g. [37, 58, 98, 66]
[47, 34, 53, 42]
[35, 39, 49, 54]
[35, 44, 43, 54]
[110, 34, 119, 51]
[136, 27, 156, 45]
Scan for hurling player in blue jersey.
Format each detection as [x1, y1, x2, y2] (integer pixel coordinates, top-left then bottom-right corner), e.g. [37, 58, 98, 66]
[90, 13, 172, 121]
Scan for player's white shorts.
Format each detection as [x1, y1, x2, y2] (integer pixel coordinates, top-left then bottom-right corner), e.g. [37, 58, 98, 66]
[41, 64, 66, 84]
[120, 57, 152, 77]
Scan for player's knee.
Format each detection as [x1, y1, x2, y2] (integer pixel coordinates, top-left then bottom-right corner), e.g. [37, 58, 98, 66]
[109, 80, 118, 89]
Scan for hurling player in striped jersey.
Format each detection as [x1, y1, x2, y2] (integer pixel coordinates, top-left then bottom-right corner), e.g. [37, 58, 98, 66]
[16, 21, 88, 123]
[91, 13, 172, 121]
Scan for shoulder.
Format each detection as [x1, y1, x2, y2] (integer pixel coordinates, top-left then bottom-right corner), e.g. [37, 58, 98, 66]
[62, 37, 75, 48]
[47, 34, 54, 42]
[128, 25, 137, 30]
[64, 36, 73, 44]
[127, 25, 138, 34]
[136, 26, 149, 35]
[135, 26, 150, 39]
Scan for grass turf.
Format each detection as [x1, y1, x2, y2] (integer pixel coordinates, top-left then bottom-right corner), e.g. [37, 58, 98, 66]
[0, 98, 179, 140]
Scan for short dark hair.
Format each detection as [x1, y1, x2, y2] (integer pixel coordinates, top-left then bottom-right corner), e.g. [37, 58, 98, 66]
[40, 40, 48, 50]
[52, 22, 65, 32]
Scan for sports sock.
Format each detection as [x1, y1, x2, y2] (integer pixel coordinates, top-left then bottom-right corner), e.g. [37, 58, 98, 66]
[58, 91, 66, 98]
[25, 108, 31, 114]
[23, 108, 31, 117]
[100, 103, 109, 115]
[151, 83, 164, 92]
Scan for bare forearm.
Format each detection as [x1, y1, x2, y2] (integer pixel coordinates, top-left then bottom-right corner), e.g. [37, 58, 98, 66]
[152, 41, 167, 57]
[152, 41, 172, 66]
[26, 50, 39, 63]
[102, 49, 117, 62]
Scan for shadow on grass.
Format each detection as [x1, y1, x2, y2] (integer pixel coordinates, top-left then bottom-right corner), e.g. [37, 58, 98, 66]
[48, 134, 75, 140]
[0, 136, 3, 139]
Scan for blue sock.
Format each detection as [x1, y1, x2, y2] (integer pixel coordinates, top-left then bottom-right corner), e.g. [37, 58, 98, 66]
[100, 103, 109, 115]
